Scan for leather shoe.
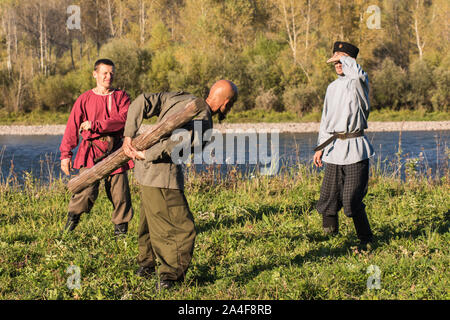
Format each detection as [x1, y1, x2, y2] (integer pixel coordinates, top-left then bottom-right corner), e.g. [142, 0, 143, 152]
[357, 239, 373, 251]
[323, 226, 338, 236]
[156, 279, 174, 291]
[64, 213, 81, 232]
[114, 223, 128, 236]
[136, 266, 155, 278]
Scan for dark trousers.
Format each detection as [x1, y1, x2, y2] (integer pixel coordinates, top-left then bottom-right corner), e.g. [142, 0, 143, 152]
[67, 170, 133, 225]
[137, 186, 196, 281]
[316, 159, 373, 242]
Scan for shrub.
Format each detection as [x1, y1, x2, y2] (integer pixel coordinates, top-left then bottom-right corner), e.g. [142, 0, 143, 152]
[145, 49, 178, 92]
[254, 88, 282, 112]
[168, 49, 220, 98]
[430, 55, 450, 112]
[407, 59, 434, 110]
[245, 37, 284, 92]
[283, 85, 319, 116]
[371, 58, 408, 110]
[0, 69, 13, 111]
[33, 74, 78, 111]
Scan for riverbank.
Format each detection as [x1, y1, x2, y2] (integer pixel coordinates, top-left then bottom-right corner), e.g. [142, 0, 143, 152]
[0, 121, 449, 135]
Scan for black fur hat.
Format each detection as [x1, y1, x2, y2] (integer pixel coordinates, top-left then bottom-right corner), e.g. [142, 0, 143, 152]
[333, 41, 359, 58]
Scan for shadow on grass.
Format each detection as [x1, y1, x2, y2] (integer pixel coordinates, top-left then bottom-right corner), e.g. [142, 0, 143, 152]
[191, 237, 358, 288]
[195, 202, 316, 235]
[192, 203, 358, 287]
[192, 209, 450, 287]
[0, 212, 21, 227]
[186, 207, 450, 288]
[373, 209, 450, 245]
[3, 232, 38, 244]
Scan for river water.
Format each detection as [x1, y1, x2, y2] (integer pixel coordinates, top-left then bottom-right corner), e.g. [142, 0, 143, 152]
[0, 130, 448, 184]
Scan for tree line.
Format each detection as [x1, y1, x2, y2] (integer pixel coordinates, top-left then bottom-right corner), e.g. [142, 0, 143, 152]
[0, 0, 448, 116]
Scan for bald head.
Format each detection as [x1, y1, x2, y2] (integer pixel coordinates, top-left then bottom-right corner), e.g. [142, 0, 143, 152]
[206, 80, 238, 121]
[209, 80, 238, 102]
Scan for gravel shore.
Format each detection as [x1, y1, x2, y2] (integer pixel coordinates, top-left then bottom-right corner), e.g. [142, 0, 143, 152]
[0, 121, 449, 135]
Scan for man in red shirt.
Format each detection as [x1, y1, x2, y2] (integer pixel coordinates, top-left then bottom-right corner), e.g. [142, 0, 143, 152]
[60, 59, 134, 236]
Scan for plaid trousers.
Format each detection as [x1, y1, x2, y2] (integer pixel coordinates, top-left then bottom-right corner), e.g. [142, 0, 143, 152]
[316, 159, 373, 241]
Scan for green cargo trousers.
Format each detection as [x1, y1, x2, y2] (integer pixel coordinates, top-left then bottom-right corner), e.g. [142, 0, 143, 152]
[67, 170, 133, 225]
[137, 185, 196, 281]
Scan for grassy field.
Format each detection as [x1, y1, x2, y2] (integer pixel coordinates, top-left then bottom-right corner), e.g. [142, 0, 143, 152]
[0, 162, 449, 300]
[1, 108, 449, 125]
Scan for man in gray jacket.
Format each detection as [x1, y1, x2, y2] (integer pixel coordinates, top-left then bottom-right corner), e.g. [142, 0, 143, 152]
[123, 80, 238, 290]
[313, 42, 374, 250]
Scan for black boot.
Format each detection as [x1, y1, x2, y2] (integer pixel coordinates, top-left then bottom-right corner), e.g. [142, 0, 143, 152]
[323, 226, 339, 237]
[156, 279, 175, 291]
[114, 222, 128, 236]
[64, 213, 81, 232]
[323, 213, 339, 237]
[352, 208, 373, 248]
[136, 265, 156, 279]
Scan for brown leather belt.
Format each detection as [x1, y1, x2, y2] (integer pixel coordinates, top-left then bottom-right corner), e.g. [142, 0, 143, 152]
[88, 136, 116, 163]
[314, 130, 365, 152]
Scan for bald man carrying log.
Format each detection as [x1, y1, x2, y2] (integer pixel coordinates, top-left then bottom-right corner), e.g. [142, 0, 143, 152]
[123, 80, 238, 290]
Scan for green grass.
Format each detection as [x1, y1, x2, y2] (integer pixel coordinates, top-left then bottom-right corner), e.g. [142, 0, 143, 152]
[0, 164, 449, 300]
[224, 109, 321, 123]
[369, 109, 450, 122]
[225, 108, 450, 123]
[0, 109, 71, 125]
[1, 108, 448, 125]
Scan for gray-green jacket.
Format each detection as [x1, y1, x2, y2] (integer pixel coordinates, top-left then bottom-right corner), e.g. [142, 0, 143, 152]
[124, 91, 213, 190]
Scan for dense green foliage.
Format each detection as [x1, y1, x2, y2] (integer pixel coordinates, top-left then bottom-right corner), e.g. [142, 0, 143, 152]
[0, 162, 449, 299]
[0, 0, 448, 119]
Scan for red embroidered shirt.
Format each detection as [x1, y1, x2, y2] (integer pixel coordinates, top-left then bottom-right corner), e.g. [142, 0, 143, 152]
[59, 89, 134, 174]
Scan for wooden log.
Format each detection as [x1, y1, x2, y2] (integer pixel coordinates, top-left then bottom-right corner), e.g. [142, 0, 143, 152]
[67, 98, 206, 194]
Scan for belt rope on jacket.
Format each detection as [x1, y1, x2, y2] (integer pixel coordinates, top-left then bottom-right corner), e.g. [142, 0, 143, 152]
[314, 130, 365, 152]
